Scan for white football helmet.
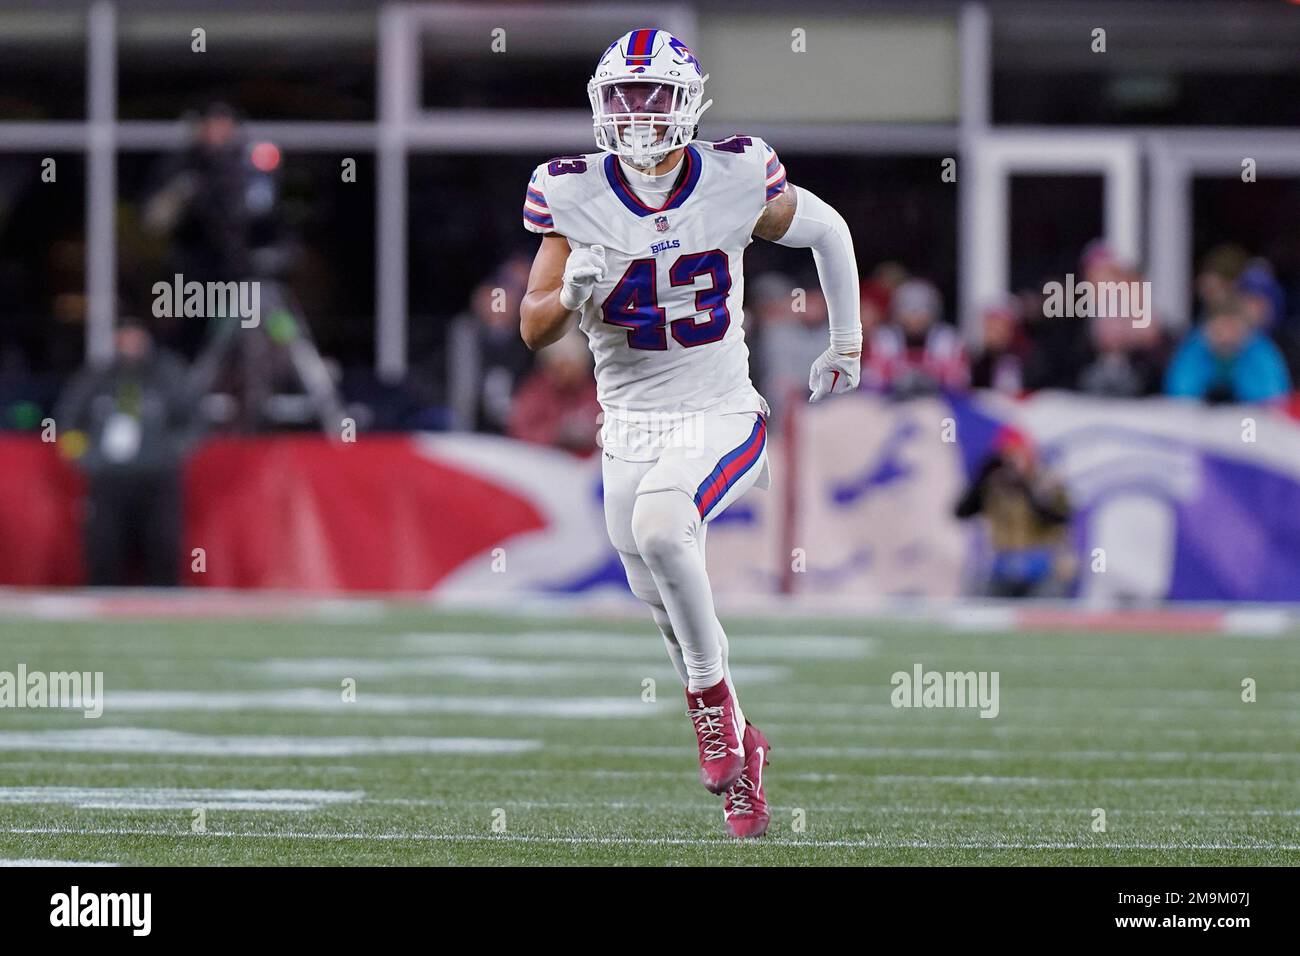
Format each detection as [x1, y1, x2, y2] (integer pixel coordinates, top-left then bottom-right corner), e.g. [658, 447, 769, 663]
[587, 29, 712, 170]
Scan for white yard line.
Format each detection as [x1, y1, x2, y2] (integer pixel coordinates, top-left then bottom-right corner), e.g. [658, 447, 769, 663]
[0, 760, 366, 775]
[743, 701, 1300, 720]
[5, 826, 1296, 852]
[105, 689, 658, 718]
[0, 728, 541, 757]
[0, 758, 1288, 790]
[558, 744, 1300, 763]
[0, 858, 120, 867]
[0, 787, 364, 812]
[4, 730, 1290, 763]
[244, 657, 787, 683]
[372, 797, 1300, 816]
[400, 632, 878, 659]
[761, 722, 1296, 740]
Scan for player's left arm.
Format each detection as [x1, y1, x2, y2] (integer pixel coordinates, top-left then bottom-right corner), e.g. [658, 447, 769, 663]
[754, 177, 863, 402]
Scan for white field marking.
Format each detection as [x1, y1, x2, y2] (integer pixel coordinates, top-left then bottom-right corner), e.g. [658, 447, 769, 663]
[78, 802, 327, 811]
[0, 591, 387, 623]
[387, 767, 1294, 790]
[1223, 608, 1294, 635]
[761, 721, 1296, 741]
[0, 787, 364, 812]
[753, 701, 1300, 720]
[370, 797, 1300, 817]
[0, 859, 119, 867]
[243, 657, 786, 684]
[0, 759, 1286, 791]
[0, 760, 365, 775]
[6, 826, 1297, 852]
[559, 744, 1300, 763]
[937, 652, 1300, 669]
[105, 689, 656, 719]
[947, 607, 1294, 639]
[951, 688, 1300, 704]
[0, 728, 541, 757]
[400, 632, 877, 659]
[389, 767, 1300, 789]
[768, 686, 1300, 704]
[946, 606, 1017, 631]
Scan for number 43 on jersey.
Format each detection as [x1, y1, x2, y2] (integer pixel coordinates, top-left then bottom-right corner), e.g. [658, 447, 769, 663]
[602, 250, 732, 351]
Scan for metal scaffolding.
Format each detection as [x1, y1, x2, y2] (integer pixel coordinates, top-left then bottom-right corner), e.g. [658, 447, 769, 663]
[1, 1, 1297, 373]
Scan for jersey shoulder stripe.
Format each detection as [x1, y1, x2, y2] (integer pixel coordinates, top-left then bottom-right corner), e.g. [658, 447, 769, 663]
[698, 134, 787, 204]
[522, 167, 556, 233]
[763, 142, 788, 201]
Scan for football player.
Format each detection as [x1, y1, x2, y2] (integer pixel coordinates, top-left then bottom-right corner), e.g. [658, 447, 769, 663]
[520, 29, 861, 837]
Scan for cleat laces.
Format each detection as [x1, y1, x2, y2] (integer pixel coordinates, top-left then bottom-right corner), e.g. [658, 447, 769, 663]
[725, 775, 756, 818]
[688, 701, 729, 762]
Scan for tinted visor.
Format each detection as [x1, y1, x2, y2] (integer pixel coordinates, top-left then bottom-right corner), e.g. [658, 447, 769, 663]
[599, 81, 676, 115]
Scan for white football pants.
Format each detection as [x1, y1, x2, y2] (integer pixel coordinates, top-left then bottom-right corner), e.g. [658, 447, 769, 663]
[602, 411, 768, 702]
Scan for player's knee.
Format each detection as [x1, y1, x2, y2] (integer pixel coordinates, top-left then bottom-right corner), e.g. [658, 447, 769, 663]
[631, 491, 693, 563]
[627, 577, 663, 609]
[616, 551, 663, 609]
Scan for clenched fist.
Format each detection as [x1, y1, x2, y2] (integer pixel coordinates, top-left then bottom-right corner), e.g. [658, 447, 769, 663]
[808, 347, 861, 402]
[559, 244, 607, 311]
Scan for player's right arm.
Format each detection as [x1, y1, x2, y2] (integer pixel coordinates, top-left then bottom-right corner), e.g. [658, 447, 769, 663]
[519, 162, 606, 351]
[520, 236, 608, 351]
[521, 234, 576, 351]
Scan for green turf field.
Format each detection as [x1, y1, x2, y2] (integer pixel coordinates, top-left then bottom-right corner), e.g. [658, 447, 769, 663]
[1, 605, 1297, 866]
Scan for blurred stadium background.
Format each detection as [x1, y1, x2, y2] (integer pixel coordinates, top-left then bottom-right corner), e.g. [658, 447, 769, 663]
[7, 0, 1300, 613]
[2, 0, 1300, 867]
[4, 0, 1300, 612]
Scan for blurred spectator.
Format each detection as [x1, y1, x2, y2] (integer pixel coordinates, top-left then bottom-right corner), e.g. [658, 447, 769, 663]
[859, 277, 892, 340]
[1164, 295, 1291, 404]
[969, 298, 1030, 394]
[1077, 313, 1166, 397]
[1022, 242, 1151, 393]
[446, 255, 533, 433]
[1236, 259, 1287, 332]
[507, 330, 600, 455]
[868, 260, 909, 295]
[54, 318, 197, 586]
[141, 104, 287, 357]
[754, 272, 830, 419]
[1194, 243, 1250, 324]
[1018, 281, 1083, 390]
[866, 278, 969, 396]
[955, 428, 1075, 598]
[860, 261, 907, 332]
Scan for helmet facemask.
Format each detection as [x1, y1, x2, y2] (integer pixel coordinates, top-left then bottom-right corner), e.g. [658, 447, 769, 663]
[588, 75, 711, 170]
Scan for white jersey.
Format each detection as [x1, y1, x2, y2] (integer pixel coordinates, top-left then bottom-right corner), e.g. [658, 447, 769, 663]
[523, 136, 787, 430]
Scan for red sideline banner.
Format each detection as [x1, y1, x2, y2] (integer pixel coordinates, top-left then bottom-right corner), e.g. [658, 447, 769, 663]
[5, 391, 1300, 599]
[0, 436, 83, 586]
[0, 435, 550, 592]
[183, 436, 547, 590]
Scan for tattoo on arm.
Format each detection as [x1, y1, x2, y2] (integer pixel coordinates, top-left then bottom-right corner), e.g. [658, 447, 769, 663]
[752, 186, 797, 241]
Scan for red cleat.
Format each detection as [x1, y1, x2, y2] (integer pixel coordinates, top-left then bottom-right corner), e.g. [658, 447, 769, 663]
[724, 723, 772, 838]
[685, 679, 745, 794]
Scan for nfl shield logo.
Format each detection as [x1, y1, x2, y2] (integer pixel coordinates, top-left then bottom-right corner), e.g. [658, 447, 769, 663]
[654, 215, 669, 233]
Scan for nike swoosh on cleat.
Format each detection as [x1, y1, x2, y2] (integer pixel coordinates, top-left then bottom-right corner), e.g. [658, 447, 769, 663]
[728, 745, 744, 757]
